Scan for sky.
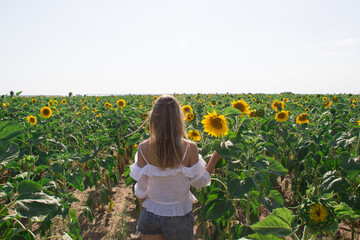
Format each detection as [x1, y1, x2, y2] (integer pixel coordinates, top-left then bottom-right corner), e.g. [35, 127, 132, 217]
[1, 0, 360, 96]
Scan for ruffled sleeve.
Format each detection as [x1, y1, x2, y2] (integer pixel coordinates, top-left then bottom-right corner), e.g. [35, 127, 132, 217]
[129, 152, 149, 199]
[187, 155, 211, 189]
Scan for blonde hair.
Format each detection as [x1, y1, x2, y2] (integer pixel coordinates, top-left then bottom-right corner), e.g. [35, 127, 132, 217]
[149, 95, 186, 169]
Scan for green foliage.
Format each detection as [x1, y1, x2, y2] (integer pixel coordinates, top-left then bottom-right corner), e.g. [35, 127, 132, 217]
[1, 93, 360, 239]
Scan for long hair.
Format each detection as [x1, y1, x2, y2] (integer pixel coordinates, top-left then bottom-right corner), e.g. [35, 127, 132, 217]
[149, 95, 186, 169]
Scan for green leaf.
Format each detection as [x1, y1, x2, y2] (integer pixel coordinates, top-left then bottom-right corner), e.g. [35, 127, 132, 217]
[227, 175, 256, 198]
[124, 165, 134, 186]
[224, 106, 241, 118]
[205, 199, 235, 220]
[84, 171, 100, 189]
[321, 171, 349, 194]
[263, 143, 279, 155]
[0, 121, 24, 142]
[246, 233, 284, 240]
[100, 187, 111, 204]
[16, 192, 60, 218]
[83, 206, 94, 222]
[66, 168, 85, 191]
[99, 156, 116, 171]
[18, 180, 42, 195]
[62, 232, 75, 240]
[0, 144, 19, 166]
[52, 161, 66, 175]
[266, 157, 288, 177]
[334, 202, 360, 220]
[206, 188, 225, 204]
[250, 207, 294, 237]
[340, 157, 360, 181]
[259, 190, 284, 212]
[125, 133, 142, 147]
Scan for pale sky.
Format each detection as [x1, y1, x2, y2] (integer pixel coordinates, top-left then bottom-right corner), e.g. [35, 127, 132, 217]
[1, 0, 360, 96]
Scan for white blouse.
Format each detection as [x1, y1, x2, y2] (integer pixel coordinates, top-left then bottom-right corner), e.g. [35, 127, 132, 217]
[129, 144, 211, 217]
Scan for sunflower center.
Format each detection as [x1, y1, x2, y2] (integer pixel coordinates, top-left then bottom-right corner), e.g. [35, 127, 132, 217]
[210, 117, 223, 129]
[234, 103, 245, 112]
[278, 112, 286, 118]
[43, 109, 50, 115]
[299, 115, 308, 121]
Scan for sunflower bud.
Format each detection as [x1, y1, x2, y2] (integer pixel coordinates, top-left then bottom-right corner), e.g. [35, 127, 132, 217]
[300, 198, 337, 232]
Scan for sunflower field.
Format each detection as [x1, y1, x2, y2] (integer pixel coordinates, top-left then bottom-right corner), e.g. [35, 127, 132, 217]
[1, 91, 360, 239]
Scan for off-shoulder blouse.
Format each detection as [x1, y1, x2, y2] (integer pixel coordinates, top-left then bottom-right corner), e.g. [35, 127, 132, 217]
[129, 142, 211, 216]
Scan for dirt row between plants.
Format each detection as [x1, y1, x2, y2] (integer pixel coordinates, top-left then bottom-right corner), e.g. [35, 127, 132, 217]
[71, 180, 140, 240]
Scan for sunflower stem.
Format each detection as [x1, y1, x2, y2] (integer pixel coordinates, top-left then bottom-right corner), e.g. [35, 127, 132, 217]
[355, 130, 360, 158]
[302, 225, 310, 240]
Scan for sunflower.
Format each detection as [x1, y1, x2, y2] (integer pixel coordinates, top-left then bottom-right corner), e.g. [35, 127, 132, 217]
[323, 97, 328, 101]
[300, 197, 337, 232]
[105, 102, 112, 108]
[61, 99, 66, 104]
[153, 96, 158, 101]
[271, 100, 285, 112]
[40, 106, 52, 118]
[182, 105, 193, 114]
[2, 103, 6, 108]
[23, 103, 28, 107]
[309, 203, 329, 223]
[26, 115, 37, 125]
[31, 99, 37, 103]
[188, 130, 201, 141]
[53, 100, 58, 105]
[357, 120, 360, 126]
[117, 99, 126, 108]
[202, 110, 228, 138]
[324, 101, 332, 108]
[296, 113, 310, 124]
[275, 110, 290, 122]
[352, 97, 358, 103]
[142, 113, 149, 120]
[96, 113, 101, 117]
[256, 109, 264, 117]
[305, 108, 310, 112]
[333, 96, 338, 102]
[248, 110, 257, 119]
[184, 113, 194, 122]
[82, 106, 88, 112]
[231, 99, 250, 114]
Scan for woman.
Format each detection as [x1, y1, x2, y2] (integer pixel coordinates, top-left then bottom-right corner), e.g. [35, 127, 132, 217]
[130, 95, 222, 240]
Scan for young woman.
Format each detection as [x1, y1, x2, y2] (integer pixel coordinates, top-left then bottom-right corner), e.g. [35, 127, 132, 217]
[130, 95, 222, 240]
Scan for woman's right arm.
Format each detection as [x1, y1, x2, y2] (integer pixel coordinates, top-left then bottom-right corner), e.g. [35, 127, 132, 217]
[206, 151, 222, 174]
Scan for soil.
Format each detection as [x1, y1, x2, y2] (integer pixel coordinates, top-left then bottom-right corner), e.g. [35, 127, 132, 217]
[71, 180, 140, 240]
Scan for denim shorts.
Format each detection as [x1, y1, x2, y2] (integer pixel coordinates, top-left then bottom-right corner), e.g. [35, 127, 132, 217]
[137, 208, 195, 240]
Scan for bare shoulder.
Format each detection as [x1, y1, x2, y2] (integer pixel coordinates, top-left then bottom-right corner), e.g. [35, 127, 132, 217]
[137, 139, 150, 168]
[187, 140, 200, 167]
